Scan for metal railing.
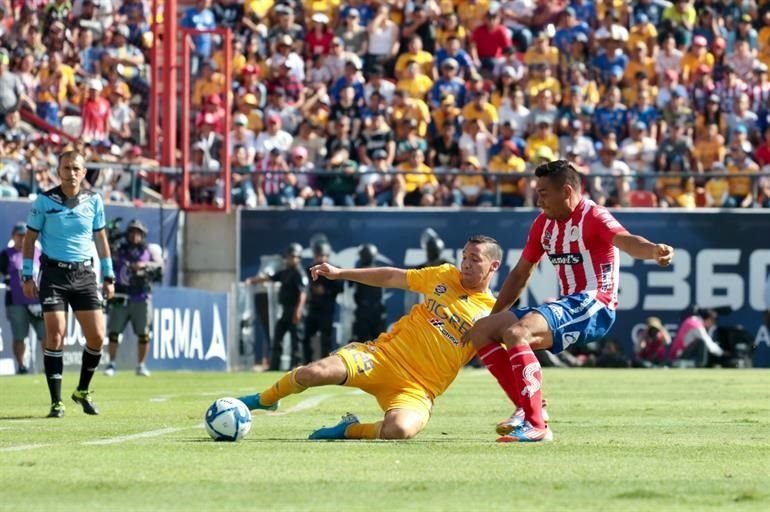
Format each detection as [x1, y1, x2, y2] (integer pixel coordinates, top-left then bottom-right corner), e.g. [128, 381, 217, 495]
[1, 157, 768, 208]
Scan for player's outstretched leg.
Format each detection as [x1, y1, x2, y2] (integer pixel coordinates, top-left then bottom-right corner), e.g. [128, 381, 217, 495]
[469, 312, 526, 408]
[310, 408, 428, 441]
[239, 355, 348, 411]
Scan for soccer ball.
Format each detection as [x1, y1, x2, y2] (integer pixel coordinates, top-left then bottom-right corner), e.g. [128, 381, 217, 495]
[204, 397, 252, 442]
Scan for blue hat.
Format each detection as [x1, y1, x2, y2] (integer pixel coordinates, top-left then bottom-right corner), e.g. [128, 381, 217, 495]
[611, 65, 624, 77]
[634, 120, 647, 131]
[635, 13, 649, 24]
[565, 6, 576, 16]
[734, 125, 748, 134]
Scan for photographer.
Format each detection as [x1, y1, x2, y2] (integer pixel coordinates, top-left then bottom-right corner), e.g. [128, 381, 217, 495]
[104, 219, 163, 377]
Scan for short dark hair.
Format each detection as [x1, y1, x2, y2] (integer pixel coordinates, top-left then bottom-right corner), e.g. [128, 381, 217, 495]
[466, 234, 502, 261]
[58, 149, 84, 165]
[534, 159, 582, 192]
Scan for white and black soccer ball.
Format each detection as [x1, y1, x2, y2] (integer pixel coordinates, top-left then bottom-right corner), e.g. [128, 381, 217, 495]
[204, 397, 252, 442]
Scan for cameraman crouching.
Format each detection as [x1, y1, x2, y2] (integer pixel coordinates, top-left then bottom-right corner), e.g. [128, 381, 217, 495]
[104, 220, 163, 376]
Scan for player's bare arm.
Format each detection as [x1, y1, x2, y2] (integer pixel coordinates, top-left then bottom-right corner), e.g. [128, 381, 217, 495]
[94, 227, 115, 300]
[490, 257, 537, 315]
[612, 233, 674, 267]
[21, 228, 39, 299]
[310, 262, 409, 289]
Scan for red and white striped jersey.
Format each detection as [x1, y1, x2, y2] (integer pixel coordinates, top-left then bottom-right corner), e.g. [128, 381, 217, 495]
[522, 199, 627, 309]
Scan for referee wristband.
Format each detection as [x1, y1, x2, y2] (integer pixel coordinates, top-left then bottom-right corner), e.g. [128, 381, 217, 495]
[100, 257, 115, 280]
[22, 258, 33, 278]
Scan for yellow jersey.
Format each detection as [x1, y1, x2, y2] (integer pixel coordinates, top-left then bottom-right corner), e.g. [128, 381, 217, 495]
[395, 51, 435, 79]
[461, 102, 499, 126]
[397, 162, 437, 192]
[374, 264, 495, 398]
[396, 75, 434, 100]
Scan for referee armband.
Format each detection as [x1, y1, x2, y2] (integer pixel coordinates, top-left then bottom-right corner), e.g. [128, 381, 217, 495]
[101, 257, 115, 282]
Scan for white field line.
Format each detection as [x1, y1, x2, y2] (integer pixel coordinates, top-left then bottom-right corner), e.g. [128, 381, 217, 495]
[1, 390, 359, 452]
[0, 443, 52, 453]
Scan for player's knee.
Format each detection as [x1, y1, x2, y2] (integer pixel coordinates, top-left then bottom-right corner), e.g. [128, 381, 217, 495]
[379, 421, 417, 440]
[46, 332, 65, 349]
[503, 324, 531, 347]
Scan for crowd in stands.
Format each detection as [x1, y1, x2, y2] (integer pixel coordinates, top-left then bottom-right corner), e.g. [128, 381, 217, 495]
[2, 0, 770, 208]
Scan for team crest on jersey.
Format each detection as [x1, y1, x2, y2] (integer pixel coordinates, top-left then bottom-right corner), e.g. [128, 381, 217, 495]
[568, 226, 580, 242]
[434, 284, 447, 296]
[542, 230, 553, 251]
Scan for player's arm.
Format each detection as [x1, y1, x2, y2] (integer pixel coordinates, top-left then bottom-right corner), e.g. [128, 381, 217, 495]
[21, 229, 38, 298]
[310, 263, 408, 290]
[94, 228, 116, 299]
[491, 257, 537, 314]
[612, 232, 674, 267]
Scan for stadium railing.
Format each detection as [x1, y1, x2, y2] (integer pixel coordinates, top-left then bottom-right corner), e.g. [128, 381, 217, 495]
[1, 158, 767, 208]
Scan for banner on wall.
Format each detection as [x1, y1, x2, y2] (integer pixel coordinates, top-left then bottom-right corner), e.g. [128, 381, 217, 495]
[0, 200, 181, 371]
[240, 209, 770, 368]
[0, 285, 228, 374]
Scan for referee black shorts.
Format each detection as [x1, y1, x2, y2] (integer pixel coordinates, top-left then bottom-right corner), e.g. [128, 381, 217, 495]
[39, 257, 102, 313]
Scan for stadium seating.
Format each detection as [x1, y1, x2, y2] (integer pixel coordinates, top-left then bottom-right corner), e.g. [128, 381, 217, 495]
[0, 0, 768, 209]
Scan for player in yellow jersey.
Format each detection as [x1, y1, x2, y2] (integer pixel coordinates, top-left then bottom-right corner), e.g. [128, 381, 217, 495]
[238, 235, 501, 440]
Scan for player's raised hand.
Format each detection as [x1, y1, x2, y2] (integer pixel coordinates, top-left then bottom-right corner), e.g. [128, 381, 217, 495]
[654, 244, 674, 267]
[310, 262, 341, 281]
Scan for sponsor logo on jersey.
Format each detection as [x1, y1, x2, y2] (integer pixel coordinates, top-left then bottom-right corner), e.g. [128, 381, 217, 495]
[429, 317, 459, 345]
[548, 253, 584, 265]
[562, 331, 580, 349]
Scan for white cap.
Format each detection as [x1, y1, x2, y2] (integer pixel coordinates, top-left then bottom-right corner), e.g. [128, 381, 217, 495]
[312, 13, 329, 24]
[88, 78, 103, 91]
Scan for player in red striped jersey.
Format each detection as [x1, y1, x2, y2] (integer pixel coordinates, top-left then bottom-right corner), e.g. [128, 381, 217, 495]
[462, 160, 674, 442]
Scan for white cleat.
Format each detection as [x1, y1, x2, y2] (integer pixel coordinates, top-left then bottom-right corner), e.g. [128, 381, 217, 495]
[136, 364, 151, 377]
[103, 364, 116, 377]
[495, 400, 550, 436]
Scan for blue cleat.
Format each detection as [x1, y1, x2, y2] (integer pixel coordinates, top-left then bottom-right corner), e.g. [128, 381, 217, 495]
[496, 421, 553, 443]
[308, 413, 360, 440]
[237, 393, 278, 412]
[496, 399, 550, 436]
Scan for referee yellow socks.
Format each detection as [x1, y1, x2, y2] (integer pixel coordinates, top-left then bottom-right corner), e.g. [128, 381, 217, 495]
[345, 421, 383, 440]
[260, 369, 307, 406]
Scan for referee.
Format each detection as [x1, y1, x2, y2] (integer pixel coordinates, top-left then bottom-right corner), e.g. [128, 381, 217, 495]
[23, 150, 115, 418]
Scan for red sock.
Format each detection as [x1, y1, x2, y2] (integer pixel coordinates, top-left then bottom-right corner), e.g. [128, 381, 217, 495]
[508, 344, 545, 429]
[477, 343, 522, 408]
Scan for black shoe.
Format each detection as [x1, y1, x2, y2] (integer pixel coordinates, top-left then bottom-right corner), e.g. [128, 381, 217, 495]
[71, 389, 100, 415]
[17, 366, 29, 375]
[47, 401, 65, 418]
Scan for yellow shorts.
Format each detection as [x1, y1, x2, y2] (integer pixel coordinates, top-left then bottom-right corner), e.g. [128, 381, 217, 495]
[336, 342, 433, 419]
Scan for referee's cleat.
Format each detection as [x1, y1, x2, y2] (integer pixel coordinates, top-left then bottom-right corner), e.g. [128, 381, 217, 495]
[495, 399, 550, 436]
[47, 401, 65, 418]
[71, 389, 100, 415]
[237, 393, 278, 412]
[496, 422, 553, 443]
[308, 413, 359, 440]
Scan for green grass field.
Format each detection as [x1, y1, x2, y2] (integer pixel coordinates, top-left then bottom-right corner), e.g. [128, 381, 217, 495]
[1, 369, 769, 512]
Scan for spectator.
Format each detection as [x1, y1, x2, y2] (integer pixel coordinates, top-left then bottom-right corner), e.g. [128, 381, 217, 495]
[227, 144, 257, 208]
[255, 113, 292, 160]
[470, 9, 511, 73]
[459, 118, 494, 167]
[703, 162, 730, 208]
[669, 309, 724, 368]
[396, 60, 434, 101]
[395, 35, 433, 79]
[559, 119, 595, 163]
[621, 121, 656, 173]
[80, 77, 111, 144]
[363, 64, 394, 104]
[693, 123, 726, 173]
[525, 117, 558, 162]
[725, 145, 759, 208]
[395, 148, 437, 207]
[430, 122, 460, 173]
[430, 58, 465, 109]
[451, 155, 493, 206]
[321, 159, 358, 206]
[287, 146, 321, 208]
[229, 113, 257, 161]
[435, 35, 475, 77]
[590, 141, 631, 207]
[355, 148, 396, 206]
[636, 317, 671, 367]
[357, 111, 395, 167]
[305, 13, 334, 58]
[255, 148, 293, 206]
[336, 9, 368, 57]
[488, 140, 527, 207]
[181, 0, 217, 76]
[365, 3, 399, 74]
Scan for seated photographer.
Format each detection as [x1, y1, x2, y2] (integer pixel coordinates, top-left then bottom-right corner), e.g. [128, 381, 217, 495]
[636, 317, 671, 368]
[104, 219, 163, 377]
[669, 309, 724, 368]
